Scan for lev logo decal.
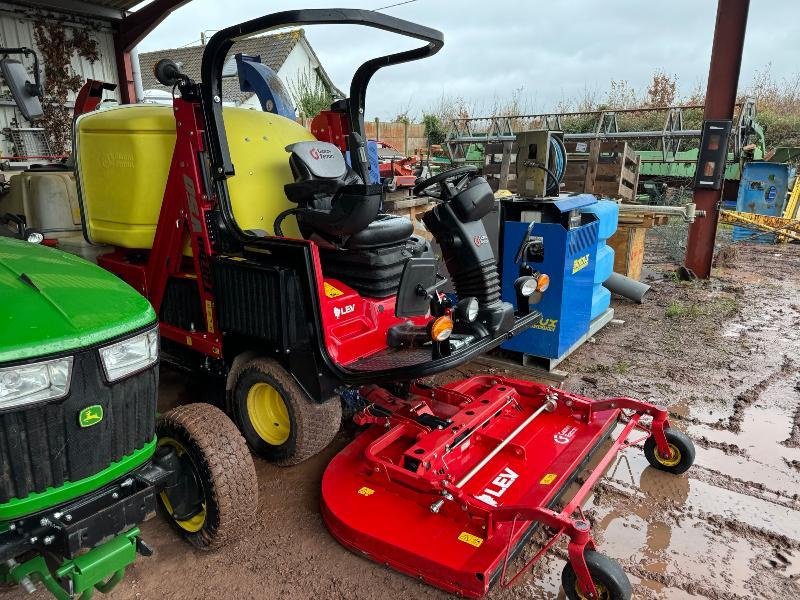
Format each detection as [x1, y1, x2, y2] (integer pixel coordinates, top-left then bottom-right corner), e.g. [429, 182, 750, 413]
[473, 466, 519, 507]
[473, 234, 490, 247]
[333, 303, 356, 319]
[79, 405, 104, 428]
[554, 425, 578, 445]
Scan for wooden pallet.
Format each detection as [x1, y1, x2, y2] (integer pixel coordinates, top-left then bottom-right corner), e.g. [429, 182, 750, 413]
[563, 140, 640, 202]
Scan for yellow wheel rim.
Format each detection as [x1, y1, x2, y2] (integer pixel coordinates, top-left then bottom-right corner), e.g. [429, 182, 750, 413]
[655, 443, 682, 468]
[576, 581, 609, 600]
[246, 382, 291, 446]
[157, 437, 207, 533]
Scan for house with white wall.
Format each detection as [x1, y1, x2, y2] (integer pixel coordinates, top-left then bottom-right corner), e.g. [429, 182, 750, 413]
[139, 29, 342, 113]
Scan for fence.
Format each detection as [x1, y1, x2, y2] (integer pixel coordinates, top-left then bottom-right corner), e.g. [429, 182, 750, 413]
[298, 116, 428, 156]
[363, 120, 426, 155]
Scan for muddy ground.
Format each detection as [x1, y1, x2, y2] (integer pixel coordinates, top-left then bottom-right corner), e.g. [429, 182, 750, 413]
[5, 235, 800, 599]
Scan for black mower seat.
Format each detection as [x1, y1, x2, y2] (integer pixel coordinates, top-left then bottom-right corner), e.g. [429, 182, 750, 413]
[346, 214, 414, 249]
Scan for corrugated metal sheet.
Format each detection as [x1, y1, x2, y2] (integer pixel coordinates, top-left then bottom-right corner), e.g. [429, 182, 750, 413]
[0, 2, 119, 157]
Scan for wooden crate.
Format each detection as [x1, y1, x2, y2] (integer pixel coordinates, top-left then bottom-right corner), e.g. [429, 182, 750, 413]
[563, 140, 640, 202]
[607, 212, 668, 281]
[383, 195, 436, 240]
[609, 225, 646, 280]
[484, 141, 516, 192]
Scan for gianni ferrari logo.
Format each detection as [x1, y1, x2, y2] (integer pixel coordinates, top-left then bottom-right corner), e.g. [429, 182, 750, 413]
[473, 466, 519, 507]
[473, 234, 489, 247]
[309, 146, 336, 161]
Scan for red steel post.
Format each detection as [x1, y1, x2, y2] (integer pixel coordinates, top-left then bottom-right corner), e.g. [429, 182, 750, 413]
[684, 0, 750, 278]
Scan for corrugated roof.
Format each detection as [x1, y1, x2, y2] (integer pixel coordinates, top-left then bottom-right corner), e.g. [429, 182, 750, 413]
[139, 29, 307, 105]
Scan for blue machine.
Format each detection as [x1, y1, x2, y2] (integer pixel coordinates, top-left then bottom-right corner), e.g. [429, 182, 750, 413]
[235, 53, 296, 119]
[580, 200, 618, 321]
[500, 195, 599, 361]
[346, 141, 381, 184]
[733, 162, 790, 243]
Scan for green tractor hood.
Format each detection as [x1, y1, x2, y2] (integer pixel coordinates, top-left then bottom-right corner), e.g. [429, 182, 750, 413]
[0, 238, 156, 363]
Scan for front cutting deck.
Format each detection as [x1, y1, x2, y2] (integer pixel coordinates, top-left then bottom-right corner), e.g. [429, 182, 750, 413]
[322, 376, 671, 598]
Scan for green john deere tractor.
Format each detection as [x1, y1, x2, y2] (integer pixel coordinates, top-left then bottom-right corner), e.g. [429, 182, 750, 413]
[0, 229, 258, 599]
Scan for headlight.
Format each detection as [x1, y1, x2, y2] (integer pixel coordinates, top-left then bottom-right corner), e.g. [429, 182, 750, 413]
[455, 297, 479, 322]
[0, 357, 73, 409]
[99, 327, 159, 382]
[515, 276, 538, 297]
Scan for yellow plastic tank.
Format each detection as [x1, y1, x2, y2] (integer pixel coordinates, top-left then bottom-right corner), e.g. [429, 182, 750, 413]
[75, 104, 315, 248]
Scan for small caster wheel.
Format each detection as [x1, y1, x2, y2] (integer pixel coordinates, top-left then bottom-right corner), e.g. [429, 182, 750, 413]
[561, 551, 632, 600]
[644, 427, 695, 475]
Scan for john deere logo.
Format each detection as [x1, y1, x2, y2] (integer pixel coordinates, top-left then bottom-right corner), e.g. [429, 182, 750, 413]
[79, 405, 104, 428]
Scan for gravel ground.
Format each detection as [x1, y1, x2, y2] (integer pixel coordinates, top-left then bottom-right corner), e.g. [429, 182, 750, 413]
[4, 235, 799, 600]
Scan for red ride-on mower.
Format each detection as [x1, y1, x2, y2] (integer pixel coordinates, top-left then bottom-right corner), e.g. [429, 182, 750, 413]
[76, 9, 542, 466]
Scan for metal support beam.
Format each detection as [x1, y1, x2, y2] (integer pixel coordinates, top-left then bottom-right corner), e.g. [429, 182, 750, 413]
[683, 0, 750, 278]
[113, 0, 192, 103]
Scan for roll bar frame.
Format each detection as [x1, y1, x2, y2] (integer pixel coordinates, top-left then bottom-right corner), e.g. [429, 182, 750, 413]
[200, 8, 443, 188]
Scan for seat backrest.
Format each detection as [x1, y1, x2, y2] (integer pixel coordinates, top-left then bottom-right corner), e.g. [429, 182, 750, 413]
[287, 141, 349, 182]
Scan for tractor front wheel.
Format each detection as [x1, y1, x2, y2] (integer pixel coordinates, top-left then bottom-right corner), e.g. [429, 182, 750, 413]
[561, 551, 632, 600]
[156, 403, 258, 550]
[232, 357, 341, 465]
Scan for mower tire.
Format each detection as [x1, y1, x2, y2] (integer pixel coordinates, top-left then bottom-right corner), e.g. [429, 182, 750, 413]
[231, 357, 342, 465]
[156, 403, 258, 550]
[644, 427, 695, 475]
[561, 551, 632, 600]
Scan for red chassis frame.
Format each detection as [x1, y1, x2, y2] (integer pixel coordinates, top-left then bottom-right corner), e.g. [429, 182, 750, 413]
[97, 97, 427, 367]
[321, 376, 674, 599]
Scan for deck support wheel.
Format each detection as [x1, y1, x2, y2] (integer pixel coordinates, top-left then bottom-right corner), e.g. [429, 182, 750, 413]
[562, 550, 632, 600]
[644, 427, 695, 475]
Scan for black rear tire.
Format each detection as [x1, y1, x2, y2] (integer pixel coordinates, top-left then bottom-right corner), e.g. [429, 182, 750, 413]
[644, 427, 695, 475]
[156, 403, 258, 550]
[231, 357, 341, 465]
[561, 551, 632, 600]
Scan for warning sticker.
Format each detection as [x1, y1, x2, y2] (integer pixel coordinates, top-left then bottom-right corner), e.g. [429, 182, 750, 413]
[357, 487, 375, 497]
[324, 282, 345, 298]
[540, 473, 558, 485]
[458, 532, 484, 548]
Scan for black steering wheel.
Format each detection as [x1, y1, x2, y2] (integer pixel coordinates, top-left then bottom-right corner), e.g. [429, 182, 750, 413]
[413, 165, 478, 201]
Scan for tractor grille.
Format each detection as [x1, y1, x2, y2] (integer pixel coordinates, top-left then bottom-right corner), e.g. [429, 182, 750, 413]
[0, 349, 157, 504]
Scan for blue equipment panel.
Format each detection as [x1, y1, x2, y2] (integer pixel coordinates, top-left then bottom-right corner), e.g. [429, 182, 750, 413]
[500, 196, 599, 360]
[733, 162, 790, 243]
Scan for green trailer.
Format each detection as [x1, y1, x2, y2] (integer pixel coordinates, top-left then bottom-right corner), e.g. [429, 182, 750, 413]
[0, 233, 257, 599]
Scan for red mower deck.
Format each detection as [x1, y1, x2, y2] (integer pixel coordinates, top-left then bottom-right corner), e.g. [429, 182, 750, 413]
[322, 376, 682, 598]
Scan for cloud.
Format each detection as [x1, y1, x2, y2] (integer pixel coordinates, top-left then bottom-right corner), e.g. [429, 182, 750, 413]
[138, 0, 798, 119]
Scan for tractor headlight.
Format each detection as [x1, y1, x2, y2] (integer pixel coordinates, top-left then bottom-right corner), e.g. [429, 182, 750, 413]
[455, 297, 479, 322]
[99, 326, 159, 382]
[0, 357, 73, 409]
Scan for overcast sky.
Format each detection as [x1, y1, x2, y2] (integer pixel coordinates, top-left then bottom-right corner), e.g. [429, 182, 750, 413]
[137, 0, 798, 120]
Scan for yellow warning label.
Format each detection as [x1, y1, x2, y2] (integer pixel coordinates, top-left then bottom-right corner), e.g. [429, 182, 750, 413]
[324, 282, 345, 298]
[357, 487, 375, 496]
[572, 253, 590, 274]
[185, 336, 192, 346]
[205, 300, 215, 333]
[540, 473, 558, 485]
[458, 532, 484, 548]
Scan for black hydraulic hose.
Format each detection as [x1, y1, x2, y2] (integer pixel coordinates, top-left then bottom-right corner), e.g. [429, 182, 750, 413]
[273, 207, 300, 237]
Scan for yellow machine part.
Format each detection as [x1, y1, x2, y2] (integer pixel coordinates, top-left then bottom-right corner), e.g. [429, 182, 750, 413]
[75, 104, 315, 248]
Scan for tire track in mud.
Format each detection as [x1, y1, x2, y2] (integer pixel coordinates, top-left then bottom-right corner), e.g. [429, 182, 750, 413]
[783, 387, 800, 448]
[711, 356, 795, 434]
